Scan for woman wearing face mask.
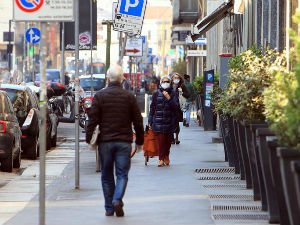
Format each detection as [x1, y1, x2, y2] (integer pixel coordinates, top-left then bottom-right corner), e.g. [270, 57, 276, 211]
[148, 75, 179, 167]
[171, 73, 191, 144]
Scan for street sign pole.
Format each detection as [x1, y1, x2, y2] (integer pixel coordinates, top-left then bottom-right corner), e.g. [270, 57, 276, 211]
[39, 21, 47, 225]
[129, 56, 132, 90]
[90, 0, 94, 96]
[61, 22, 65, 85]
[75, 0, 80, 190]
[106, 22, 111, 73]
[8, 20, 12, 71]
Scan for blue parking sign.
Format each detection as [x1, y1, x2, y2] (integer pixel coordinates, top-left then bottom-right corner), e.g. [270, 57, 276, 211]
[119, 0, 144, 17]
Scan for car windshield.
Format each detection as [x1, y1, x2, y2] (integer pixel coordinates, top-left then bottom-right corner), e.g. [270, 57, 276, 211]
[92, 63, 106, 74]
[80, 78, 105, 91]
[35, 70, 60, 82]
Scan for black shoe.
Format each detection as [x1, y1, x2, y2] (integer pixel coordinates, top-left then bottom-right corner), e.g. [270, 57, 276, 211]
[175, 140, 180, 144]
[171, 140, 175, 145]
[183, 119, 186, 126]
[105, 211, 114, 216]
[113, 202, 124, 217]
[186, 123, 189, 127]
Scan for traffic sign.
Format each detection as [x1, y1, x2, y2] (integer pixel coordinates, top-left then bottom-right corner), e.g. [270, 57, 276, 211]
[186, 36, 207, 45]
[13, 0, 74, 22]
[26, 28, 41, 44]
[125, 37, 143, 57]
[187, 50, 207, 57]
[113, 0, 147, 35]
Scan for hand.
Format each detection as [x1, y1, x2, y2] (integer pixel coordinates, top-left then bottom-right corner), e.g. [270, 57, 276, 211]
[178, 87, 182, 92]
[162, 91, 171, 100]
[148, 123, 152, 129]
[135, 144, 143, 153]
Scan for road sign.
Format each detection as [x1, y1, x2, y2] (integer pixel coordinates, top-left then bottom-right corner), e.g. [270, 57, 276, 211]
[186, 36, 207, 45]
[13, 0, 74, 22]
[113, 0, 147, 35]
[26, 28, 41, 44]
[187, 50, 207, 57]
[125, 37, 143, 57]
[112, 2, 118, 20]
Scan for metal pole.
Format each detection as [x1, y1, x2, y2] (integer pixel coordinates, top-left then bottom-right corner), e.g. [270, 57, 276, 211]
[39, 21, 47, 225]
[61, 22, 65, 85]
[286, 0, 290, 70]
[75, 0, 80, 190]
[8, 20, 11, 72]
[105, 22, 111, 74]
[23, 23, 26, 82]
[90, 0, 94, 96]
[119, 33, 127, 65]
[129, 56, 132, 90]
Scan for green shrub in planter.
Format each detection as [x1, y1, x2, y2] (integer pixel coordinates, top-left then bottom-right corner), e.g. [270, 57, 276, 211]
[193, 76, 204, 95]
[263, 10, 300, 150]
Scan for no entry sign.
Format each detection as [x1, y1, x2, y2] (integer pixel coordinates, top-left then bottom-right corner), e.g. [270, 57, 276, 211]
[13, 0, 74, 22]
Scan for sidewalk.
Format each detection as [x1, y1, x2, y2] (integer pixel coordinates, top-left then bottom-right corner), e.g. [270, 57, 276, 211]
[2, 121, 269, 225]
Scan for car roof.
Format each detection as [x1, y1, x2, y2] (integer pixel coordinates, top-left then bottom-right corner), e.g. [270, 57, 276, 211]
[0, 83, 28, 91]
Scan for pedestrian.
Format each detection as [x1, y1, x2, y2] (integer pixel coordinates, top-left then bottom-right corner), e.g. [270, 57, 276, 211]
[121, 76, 130, 90]
[86, 64, 144, 217]
[171, 72, 190, 144]
[148, 75, 179, 167]
[183, 74, 195, 127]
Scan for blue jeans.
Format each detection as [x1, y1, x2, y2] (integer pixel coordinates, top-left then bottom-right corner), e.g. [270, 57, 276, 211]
[183, 102, 193, 124]
[98, 142, 131, 213]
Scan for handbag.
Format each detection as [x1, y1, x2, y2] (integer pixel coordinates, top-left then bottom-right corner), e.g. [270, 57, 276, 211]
[89, 125, 100, 150]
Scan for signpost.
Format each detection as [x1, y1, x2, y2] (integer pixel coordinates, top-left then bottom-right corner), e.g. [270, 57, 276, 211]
[12, 1, 74, 225]
[25, 28, 41, 44]
[203, 70, 216, 131]
[125, 37, 143, 57]
[186, 50, 207, 57]
[113, 0, 147, 35]
[13, 0, 74, 21]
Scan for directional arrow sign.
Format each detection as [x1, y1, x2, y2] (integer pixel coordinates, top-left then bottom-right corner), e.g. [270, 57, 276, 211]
[25, 27, 41, 44]
[125, 37, 143, 57]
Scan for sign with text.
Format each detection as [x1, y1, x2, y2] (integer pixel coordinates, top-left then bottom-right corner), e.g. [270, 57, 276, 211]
[113, 0, 147, 35]
[187, 50, 207, 57]
[13, 0, 74, 22]
[125, 37, 143, 57]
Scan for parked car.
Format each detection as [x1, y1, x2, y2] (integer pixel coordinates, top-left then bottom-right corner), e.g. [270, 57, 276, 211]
[79, 74, 106, 97]
[0, 84, 41, 159]
[0, 90, 22, 172]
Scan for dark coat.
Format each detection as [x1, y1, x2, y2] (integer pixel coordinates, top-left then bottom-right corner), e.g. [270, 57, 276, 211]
[148, 87, 179, 134]
[86, 82, 144, 145]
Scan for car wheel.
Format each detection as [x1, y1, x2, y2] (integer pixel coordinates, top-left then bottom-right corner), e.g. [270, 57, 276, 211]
[27, 136, 39, 160]
[1, 152, 13, 172]
[50, 133, 57, 148]
[13, 147, 21, 169]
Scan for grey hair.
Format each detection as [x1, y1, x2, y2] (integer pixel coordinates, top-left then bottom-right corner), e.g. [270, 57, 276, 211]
[107, 64, 124, 82]
[160, 75, 171, 84]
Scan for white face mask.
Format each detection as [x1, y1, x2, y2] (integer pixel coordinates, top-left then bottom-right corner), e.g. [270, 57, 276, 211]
[161, 83, 170, 89]
[173, 79, 180, 85]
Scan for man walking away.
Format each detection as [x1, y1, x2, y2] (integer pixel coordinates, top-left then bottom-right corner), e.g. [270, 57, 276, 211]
[86, 64, 144, 217]
[183, 74, 194, 127]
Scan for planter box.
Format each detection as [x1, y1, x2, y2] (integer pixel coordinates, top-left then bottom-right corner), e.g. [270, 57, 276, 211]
[256, 128, 279, 222]
[219, 114, 234, 167]
[232, 119, 245, 179]
[268, 140, 291, 225]
[277, 147, 300, 225]
[291, 161, 300, 210]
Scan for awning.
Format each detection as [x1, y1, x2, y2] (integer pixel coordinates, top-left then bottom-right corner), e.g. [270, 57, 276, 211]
[191, 0, 234, 41]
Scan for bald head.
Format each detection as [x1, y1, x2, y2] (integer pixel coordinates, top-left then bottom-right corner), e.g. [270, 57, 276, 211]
[107, 64, 124, 83]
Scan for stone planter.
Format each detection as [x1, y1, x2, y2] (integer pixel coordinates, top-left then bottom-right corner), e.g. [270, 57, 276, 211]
[256, 128, 279, 222]
[277, 147, 300, 225]
[268, 140, 290, 225]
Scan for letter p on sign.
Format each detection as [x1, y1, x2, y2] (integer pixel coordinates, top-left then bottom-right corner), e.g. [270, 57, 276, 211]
[125, 0, 139, 12]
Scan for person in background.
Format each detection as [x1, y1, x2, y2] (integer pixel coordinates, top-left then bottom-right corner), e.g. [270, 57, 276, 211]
[86, 64, 144, 217]
[121, 76, 130, 90]
[171, 73, 190, 144]
[148, 75, 179, 167]
[183, 74, 195, 127]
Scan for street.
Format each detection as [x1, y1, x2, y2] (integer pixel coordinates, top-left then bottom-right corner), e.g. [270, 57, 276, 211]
[0, 120, 271, 225]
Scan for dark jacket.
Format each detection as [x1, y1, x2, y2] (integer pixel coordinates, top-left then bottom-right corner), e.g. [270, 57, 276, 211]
[86, 82, 144, 145]
[148, 87, 179, 134]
